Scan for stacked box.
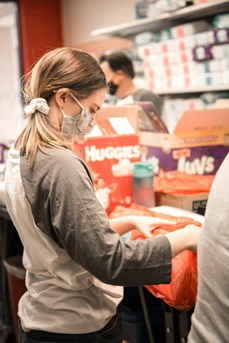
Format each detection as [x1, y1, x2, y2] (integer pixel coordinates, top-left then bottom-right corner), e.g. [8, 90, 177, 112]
[140, 108, 229, 176]
[74, 106, 140, 211]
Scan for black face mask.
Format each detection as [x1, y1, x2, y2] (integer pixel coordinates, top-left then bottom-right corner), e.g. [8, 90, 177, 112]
[108, 81, 119, 95]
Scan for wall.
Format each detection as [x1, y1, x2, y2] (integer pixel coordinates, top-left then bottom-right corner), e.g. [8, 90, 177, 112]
[61, 0, 136, 45]
[0, 0, 64, 146]
[0, 0, 136, 145]
[19, 0, 63, 73]
[0, 3, 22, 145]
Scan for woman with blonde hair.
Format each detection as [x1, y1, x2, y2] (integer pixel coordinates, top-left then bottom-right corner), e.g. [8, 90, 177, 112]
[4, 47, 200, 343]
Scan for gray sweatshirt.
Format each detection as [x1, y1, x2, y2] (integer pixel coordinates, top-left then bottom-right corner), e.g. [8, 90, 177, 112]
[188, 153, 229, 343]
[4, 147, 171, 334]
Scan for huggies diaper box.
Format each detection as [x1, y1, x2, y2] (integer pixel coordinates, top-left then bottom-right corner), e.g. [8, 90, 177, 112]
[140, 108, 229, 176]
[74, 106, 140, 211]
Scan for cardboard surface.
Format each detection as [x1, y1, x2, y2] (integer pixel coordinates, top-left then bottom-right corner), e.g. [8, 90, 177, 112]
[140, 108, 229, 175]
[156, 192, 209, 213]
[74, 106, 140, 211]
[174, 108, 229, 132]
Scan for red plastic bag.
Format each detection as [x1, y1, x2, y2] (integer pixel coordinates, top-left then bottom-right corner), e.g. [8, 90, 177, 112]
[154, 170, 215, 195]
[132, 226, 198, 311]
[110, 204, 200, 311]
[131, 222, 200, 311]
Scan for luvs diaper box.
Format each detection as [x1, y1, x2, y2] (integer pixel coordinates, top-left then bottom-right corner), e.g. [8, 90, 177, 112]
[140, 107, 229, 175]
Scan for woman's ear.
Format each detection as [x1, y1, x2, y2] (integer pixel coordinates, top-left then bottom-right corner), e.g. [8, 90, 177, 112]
[54, 88, 70, 108]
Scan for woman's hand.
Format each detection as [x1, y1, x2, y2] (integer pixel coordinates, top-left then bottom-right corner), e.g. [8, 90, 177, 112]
[165, 224, 201, 257]
[110, 215, 174, 238]
[130, 215, 174, 238]
[110, 215, 201, 257]
[182, 224, 201, 253]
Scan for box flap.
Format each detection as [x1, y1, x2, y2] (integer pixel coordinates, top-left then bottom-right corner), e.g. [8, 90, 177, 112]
[133, 102, 169, 133]
[174, 108, 229, 133]
[86, 116, 136, 137]
[84, 106, 138, 138]
[108, 117, 136, 134]
[96, 105, 139, 133]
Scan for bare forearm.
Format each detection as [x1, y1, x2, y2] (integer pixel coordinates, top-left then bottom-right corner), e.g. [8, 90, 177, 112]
[110, 215, 173, 237]
[110, 217, 200, 257]
[165, 225, 200, 257]
[109, 216, 136, 235]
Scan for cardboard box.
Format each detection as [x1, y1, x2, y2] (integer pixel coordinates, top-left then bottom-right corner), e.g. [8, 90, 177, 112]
[140, 108, 229, 175]
[156, 192, 209, 214]
[74, 106, 140, 211]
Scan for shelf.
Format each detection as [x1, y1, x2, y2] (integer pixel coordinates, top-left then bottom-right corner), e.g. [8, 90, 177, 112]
[91, 0, 229, 38]
[154, 84, 229, 95]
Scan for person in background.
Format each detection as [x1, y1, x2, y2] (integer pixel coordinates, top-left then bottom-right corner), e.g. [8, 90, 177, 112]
[99, 51, 163, 115]
[4, 47, 200, 343]
[188, 152, 229, 343]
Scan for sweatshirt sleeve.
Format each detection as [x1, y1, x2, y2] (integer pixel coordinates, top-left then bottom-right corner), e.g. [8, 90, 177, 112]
[24, 149, 172, 286]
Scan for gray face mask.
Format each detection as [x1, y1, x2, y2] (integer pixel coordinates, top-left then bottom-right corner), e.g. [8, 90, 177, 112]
[60, 93, 96, 141]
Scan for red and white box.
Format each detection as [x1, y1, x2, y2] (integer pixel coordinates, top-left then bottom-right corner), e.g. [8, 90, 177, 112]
[74, 106, 140, 212]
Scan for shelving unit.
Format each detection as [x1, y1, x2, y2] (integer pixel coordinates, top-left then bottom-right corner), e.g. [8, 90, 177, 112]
[92, 0, 229, 99]
[91, 0, 229, 38]
[154, 84, 229, 95]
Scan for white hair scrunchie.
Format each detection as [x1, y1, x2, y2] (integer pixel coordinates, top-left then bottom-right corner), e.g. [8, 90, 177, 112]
[24, 98, 50, 116]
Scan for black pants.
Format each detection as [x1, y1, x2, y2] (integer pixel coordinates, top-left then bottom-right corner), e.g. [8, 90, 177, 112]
[18, 313, 122, 343]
